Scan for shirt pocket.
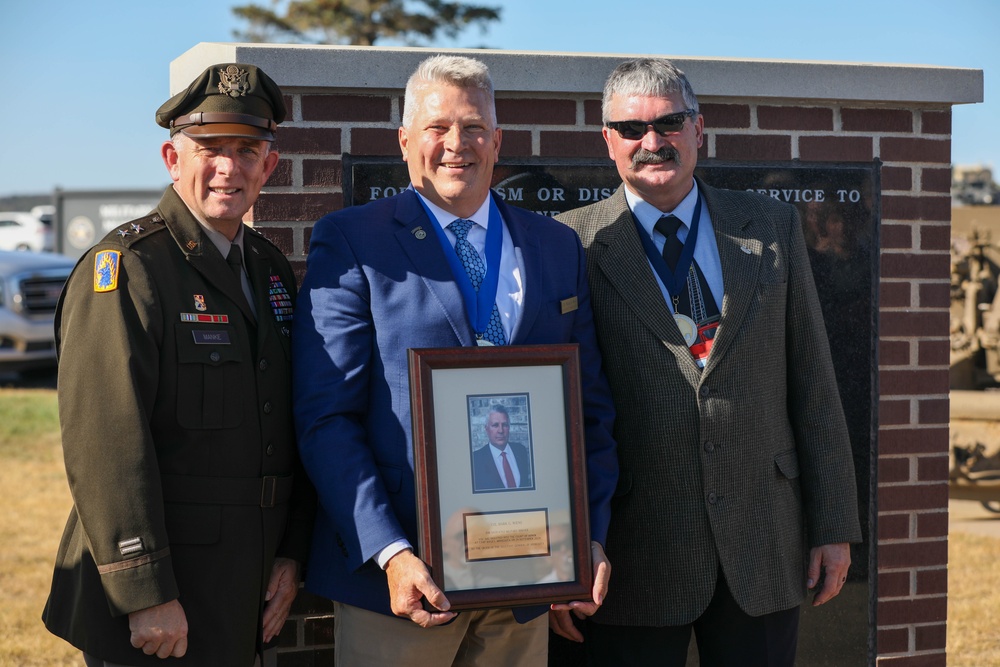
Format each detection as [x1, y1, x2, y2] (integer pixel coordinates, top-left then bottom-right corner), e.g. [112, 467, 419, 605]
[175, 323, 245, 430]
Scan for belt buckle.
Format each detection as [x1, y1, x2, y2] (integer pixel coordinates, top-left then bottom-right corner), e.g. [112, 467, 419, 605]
[260, 476, 278, 508]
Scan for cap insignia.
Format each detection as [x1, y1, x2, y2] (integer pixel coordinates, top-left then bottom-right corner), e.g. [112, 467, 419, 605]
[218, 65, 250, 98]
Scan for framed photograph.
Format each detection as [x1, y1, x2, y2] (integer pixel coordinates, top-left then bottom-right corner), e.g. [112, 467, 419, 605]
[408, 344, 592, 610]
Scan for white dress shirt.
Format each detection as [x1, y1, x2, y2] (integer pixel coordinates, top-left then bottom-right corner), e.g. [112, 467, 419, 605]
[416, 191, 525, 341]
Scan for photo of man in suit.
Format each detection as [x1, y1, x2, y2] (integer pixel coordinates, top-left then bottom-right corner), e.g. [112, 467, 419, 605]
[471, 404, 534, 492]
[556, 58, 862, 666]
[292, 54, 617, 665]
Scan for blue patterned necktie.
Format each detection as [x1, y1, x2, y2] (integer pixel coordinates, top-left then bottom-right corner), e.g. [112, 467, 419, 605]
[448, 218, 507, 346]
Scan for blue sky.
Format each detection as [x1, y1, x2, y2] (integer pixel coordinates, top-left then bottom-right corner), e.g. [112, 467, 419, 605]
[1, 0, 996, 197]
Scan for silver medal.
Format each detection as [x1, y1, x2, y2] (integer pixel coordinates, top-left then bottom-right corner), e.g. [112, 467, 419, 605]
[674, 313, 698, 346]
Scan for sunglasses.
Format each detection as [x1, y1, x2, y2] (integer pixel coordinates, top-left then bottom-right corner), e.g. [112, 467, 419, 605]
[605, 109, 696, 139]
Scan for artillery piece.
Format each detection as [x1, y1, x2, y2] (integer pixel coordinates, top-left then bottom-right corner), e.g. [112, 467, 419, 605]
[950, 228, 1000, 389]
[950, 228, 1000, 512]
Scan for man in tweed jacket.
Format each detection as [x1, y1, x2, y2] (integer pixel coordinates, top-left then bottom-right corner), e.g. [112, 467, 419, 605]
[555, 58, 861, 666]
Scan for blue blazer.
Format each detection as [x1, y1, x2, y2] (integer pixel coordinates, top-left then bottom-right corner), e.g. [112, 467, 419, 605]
[292, 189, 617, 619]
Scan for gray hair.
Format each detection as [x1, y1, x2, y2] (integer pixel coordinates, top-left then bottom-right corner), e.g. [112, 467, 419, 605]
[602, 58, 700, 122]
[402, 55, 496, 128]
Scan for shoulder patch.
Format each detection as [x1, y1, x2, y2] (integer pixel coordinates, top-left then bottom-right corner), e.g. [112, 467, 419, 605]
[94, 250, 122, 292]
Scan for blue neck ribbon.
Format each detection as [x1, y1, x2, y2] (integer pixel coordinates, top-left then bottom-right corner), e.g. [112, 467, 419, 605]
[633, 190, 703, 302]
[418, 192, 503, 339]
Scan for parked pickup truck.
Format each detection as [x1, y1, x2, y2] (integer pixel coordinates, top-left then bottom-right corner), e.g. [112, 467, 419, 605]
[0, 250, 76, 373]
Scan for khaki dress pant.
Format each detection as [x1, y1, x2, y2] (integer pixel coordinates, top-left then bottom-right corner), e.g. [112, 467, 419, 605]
[334, 601, 548, 667]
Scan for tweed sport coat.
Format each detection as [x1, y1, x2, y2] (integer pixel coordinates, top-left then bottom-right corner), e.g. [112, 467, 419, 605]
[556, 180, 862, 625]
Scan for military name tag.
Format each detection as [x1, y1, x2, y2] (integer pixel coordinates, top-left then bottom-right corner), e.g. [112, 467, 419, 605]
[192, 330, 232, 345]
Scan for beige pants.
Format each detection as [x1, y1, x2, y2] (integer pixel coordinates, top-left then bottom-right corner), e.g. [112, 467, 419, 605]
[333, 601, 548, 667]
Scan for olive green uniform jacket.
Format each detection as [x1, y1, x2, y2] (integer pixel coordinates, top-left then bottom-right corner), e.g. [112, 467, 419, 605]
[43, 186, 315, 666]
[556, 181, 861, 626]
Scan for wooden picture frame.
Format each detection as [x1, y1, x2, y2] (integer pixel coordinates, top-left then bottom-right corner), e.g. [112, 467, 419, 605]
[408, 344, 592, 610]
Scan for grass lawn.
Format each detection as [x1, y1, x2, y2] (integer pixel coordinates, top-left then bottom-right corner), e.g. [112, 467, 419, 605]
[0, 389, 77, 666]
[948, 530, 1000, 667]
[2, 385, 998, 666]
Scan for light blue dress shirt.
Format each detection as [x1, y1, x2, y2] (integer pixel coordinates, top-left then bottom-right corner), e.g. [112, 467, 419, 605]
[625, 181, 725, 314]
[376, 191, 525, 568]
[415, 191, 524, 341]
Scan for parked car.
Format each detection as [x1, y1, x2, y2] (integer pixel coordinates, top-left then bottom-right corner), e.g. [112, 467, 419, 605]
[0, 211, 54, 252]
[0, 250, 76, 373]
[31, 205, 56, 225]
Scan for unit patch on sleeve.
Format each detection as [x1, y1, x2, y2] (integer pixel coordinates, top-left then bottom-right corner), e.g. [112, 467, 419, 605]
[94, 251, 122, 292]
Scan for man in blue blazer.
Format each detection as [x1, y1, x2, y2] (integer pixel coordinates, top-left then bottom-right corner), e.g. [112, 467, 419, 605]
[292, 55, 618, 665]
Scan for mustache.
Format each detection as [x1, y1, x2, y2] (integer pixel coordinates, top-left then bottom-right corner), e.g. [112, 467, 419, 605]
[631, 146, 681, 170]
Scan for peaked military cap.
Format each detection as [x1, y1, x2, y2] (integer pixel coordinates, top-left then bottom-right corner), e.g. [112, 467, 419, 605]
[155, 63, 286, 141]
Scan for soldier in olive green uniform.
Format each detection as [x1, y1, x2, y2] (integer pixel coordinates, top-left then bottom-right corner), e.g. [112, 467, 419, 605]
[43, 64, 314, 667]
